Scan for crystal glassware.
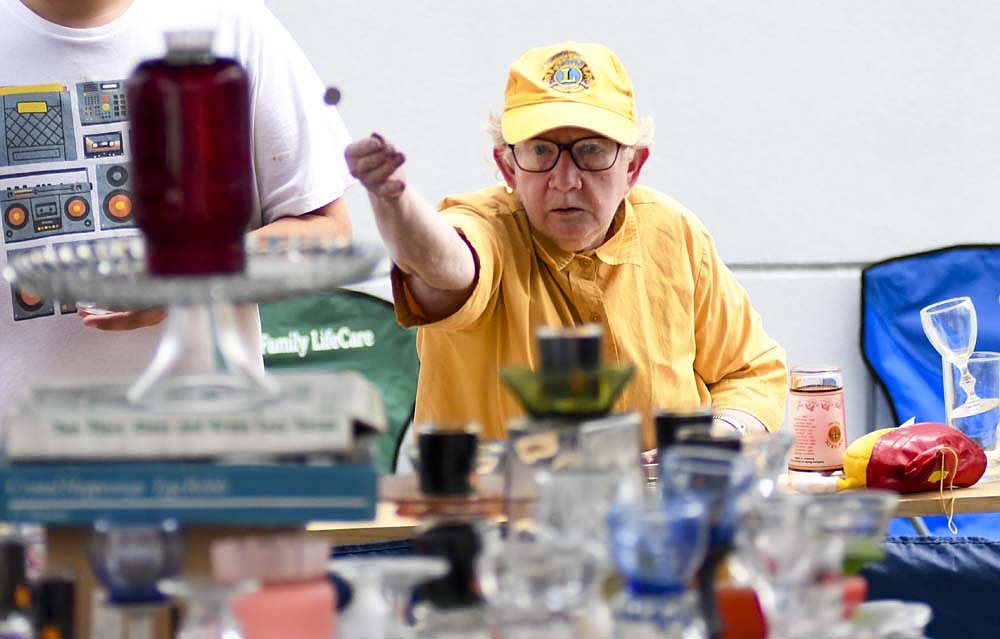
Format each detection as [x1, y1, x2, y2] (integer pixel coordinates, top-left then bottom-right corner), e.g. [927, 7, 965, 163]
[329, 556, 448, 639]
[948, 351, 1000, 471]
[87, 518, 184, 639]
[801, 490, 899, 575]
[504, 412, 643, 539]
[735, 492, 850, 638]
[499, 365, 635, 419]
[478, 537, 601, 635]
[660, 445, 755, 639]
[87, 518, 183, 605]
[607, 496, 710, 639]
[3, 235, 382, 413]
[921, 296, 982, 419]
[738, 429, 795, 497]
[158, 578, 257, 639]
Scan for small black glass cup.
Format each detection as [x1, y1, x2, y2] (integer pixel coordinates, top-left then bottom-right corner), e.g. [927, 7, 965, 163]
[676, 423, 743, 453]
[535, 324, 603, 373]
[417, 422, 480, 496]
[535, 324, 603, 400]
[654, 405, 714, 455]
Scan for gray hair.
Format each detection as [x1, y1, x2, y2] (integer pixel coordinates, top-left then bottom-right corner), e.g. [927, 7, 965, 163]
[486, 113, 655, 167]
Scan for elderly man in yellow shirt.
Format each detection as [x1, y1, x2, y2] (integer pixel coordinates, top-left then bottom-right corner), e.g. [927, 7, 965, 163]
[345, 41, 787, 453]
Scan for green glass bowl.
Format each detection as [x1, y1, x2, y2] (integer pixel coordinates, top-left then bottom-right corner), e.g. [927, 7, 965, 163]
[499, 364, 635, 419]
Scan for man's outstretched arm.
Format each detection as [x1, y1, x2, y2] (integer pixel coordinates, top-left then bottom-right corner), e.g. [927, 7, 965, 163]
[345, 134, 477, 319]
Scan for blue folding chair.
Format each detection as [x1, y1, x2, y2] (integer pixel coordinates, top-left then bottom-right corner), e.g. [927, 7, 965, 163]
[861, 244, 1000, 536]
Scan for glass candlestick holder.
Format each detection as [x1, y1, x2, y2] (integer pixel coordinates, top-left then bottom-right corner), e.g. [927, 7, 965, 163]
[329, 556, 448, 639]
[87, 518, 183, 606]
[86, 518, 184, 639]
[607, 496, 710, 639]
[158, 577, 257, 639]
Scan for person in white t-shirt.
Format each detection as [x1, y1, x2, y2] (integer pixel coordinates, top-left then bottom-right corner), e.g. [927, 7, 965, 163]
[0, 0, 354, 418]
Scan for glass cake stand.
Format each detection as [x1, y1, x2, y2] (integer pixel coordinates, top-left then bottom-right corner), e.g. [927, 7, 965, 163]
[3, 235, 383, 413]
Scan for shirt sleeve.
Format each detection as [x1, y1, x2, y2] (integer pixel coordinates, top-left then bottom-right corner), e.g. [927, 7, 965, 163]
[691, 227, 788, 431]
[233, 1, 355, 224]
[391, 207, 501, 331]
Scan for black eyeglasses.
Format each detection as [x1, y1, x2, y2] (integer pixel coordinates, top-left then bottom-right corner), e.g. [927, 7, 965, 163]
[509, 137, 622, 173]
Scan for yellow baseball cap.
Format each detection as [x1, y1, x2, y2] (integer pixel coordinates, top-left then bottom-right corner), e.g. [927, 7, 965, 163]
[501, 41, 638, 145]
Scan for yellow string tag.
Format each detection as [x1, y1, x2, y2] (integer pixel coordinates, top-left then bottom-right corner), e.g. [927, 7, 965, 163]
[936, 445, 960, 535]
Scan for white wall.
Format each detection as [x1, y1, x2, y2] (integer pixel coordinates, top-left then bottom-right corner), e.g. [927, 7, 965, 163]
[265, 1, 999, 436]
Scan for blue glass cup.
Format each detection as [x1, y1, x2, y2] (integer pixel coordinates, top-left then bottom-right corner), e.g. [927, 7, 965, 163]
[607, 497, 709, 637]
[87, 518, 184, 605]
[660, 446, 755, 639]
[608, 496, 708, 595]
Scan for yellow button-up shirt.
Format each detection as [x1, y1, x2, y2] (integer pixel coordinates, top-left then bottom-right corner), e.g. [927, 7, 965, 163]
[392, 184, 787, 448]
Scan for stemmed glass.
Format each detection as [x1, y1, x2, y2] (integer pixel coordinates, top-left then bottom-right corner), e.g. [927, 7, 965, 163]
[86, 518, 184, 639]
[921, 296, 982, 419]
[660, 446, 755, 639]
[158, 578, 257, 639]
[606, 496, 709, 639]
[330, 556, 448, 639]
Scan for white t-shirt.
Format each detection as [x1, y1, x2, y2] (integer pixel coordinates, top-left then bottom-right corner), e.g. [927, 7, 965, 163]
[0, 0, 354, 418]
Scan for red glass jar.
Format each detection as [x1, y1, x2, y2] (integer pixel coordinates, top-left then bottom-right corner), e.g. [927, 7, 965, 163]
[128, 31, 252, 276]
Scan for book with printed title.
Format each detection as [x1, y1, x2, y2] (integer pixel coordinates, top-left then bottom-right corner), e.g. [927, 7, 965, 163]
[2, 370, 385, 461]
[0, 461, 377, 524]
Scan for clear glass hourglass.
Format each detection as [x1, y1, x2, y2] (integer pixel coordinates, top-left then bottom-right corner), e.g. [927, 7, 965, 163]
[158, 578, 257, 639]
[329, 556, 449, 639]
[920, 296, 982, 420]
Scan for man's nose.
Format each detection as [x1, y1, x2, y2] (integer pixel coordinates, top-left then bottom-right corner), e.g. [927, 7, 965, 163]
[547, 150, 582, 191]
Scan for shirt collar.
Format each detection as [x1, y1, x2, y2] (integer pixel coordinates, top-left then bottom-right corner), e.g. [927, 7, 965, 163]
[530, 196, 644, 271]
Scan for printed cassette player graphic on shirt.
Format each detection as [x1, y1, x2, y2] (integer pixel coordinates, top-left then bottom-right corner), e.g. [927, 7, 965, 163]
[1, 79, 137, 323]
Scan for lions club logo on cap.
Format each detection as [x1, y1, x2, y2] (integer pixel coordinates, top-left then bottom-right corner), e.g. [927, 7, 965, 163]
[542, 51, 594, 93]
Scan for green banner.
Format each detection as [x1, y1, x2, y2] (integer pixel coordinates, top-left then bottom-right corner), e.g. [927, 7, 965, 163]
[260, 291, 417, 474]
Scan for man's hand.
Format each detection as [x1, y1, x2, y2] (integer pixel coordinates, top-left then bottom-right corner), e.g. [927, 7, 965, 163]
[344, 133, 407, 198]
[79, 308, 166, 331]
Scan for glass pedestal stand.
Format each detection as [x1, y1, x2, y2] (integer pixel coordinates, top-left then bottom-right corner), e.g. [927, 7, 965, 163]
[380, 475, 511, 639]
[4, 235, 383, 412]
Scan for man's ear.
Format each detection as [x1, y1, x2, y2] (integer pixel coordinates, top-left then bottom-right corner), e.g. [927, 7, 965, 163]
[493, 147, 516, 190]
[625, 147, 650, 190]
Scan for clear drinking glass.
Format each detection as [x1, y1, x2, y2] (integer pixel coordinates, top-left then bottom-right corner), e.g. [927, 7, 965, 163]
[949, 351, 1000, 463]
[921, 296, 981, 419]
[801, 490, 899, 576]
[738, 429, 795, 497]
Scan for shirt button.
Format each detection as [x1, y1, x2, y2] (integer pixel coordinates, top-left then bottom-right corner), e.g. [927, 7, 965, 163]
[590, 313, 601, 322]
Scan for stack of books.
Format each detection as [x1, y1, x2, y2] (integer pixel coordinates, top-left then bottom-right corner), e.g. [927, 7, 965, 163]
[0, 370, 383, 524]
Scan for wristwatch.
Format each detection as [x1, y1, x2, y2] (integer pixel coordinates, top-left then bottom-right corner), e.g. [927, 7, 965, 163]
[713, 414, 747, 435]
